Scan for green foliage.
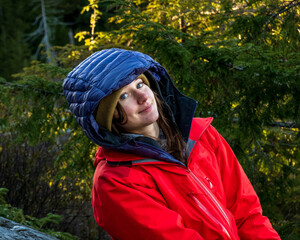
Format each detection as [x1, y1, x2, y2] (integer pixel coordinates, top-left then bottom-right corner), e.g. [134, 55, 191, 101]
[0, 0, 88, 80]
[0, 47, 96, 184]
[0, 188, 9, 204]
[0, 47, 97, 238]
[0, 0, 32, 80]
[1, 61, 69, 145]
[0, 188, 78, 240]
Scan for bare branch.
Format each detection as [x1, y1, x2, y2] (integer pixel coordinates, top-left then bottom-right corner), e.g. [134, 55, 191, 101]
[261, 1, 300, 38]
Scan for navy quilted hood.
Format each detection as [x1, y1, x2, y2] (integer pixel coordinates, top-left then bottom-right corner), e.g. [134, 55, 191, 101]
[63, 48, 196, 162]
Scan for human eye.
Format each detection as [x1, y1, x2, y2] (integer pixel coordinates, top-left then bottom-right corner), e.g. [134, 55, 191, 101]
[136, 81, 144, 89]
[119, 92, 128, 101]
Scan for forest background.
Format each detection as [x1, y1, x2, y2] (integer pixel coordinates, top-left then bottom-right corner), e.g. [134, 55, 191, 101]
[0, 0, 299, 239]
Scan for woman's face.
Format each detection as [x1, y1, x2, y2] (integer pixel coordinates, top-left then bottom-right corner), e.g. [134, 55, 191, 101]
[113, 77, 159, 136]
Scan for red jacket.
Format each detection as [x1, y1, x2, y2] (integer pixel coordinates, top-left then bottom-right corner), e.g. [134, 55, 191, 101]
[92, 118, 280, 239]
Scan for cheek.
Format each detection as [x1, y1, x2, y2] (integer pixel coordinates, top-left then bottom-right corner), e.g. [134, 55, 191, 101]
[119, 102, 134, 117]
[123, 105, 134, 117]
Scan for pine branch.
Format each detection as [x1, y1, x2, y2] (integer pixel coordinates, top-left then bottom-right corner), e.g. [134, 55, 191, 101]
[261, 1, 300, 38]
[233, 117, 299, 128]
[0, 81, 64, 96]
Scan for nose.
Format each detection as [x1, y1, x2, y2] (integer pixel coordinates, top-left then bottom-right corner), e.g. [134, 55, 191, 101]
[136, 91, 148, 104]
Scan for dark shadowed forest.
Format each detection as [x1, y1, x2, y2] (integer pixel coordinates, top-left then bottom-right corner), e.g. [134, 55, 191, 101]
[0, 0, 299, 239]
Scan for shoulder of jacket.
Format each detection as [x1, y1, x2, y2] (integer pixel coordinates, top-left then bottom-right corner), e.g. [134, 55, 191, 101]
[189, 117, 214, 141]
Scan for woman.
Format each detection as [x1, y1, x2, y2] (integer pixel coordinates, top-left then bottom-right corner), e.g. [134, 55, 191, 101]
[63, 48, 280, 239]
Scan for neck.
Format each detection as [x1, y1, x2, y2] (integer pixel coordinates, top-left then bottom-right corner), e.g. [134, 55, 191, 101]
[133, 122, 159, 139]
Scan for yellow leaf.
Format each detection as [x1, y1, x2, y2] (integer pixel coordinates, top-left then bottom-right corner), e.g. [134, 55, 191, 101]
[80, 6, 90, 14]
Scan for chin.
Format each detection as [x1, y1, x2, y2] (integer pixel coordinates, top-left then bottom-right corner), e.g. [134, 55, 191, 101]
[147, 114, 159, 124]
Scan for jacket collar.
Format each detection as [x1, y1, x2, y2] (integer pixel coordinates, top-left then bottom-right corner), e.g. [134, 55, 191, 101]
[94, 117, 214, 167]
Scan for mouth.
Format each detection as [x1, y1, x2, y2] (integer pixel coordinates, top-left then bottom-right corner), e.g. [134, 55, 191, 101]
[139, 104, 152, 113]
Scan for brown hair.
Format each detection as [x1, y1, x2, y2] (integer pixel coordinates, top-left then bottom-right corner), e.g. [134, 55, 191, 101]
[112, 93, 187, 164]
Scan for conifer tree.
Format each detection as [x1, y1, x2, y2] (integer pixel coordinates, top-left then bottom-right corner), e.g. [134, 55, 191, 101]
[0, 1, 299, 239]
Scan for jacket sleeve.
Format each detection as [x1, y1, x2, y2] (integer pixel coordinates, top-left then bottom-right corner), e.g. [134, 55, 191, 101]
[210, 126, 280, 239]
[92, 166, 203, 240]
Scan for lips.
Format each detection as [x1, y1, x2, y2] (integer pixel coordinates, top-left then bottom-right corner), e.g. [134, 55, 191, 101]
[139, 104, 152, 113]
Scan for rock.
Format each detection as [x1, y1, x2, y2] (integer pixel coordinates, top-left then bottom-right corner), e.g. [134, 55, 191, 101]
[0, 217, 59, 240]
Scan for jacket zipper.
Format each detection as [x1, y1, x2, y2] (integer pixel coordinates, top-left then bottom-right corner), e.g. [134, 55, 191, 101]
[185, 124, 234, 239]
[187, 168, 233, 240]
[189, 193, 232, 240]
[205, 177, 214, 189]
